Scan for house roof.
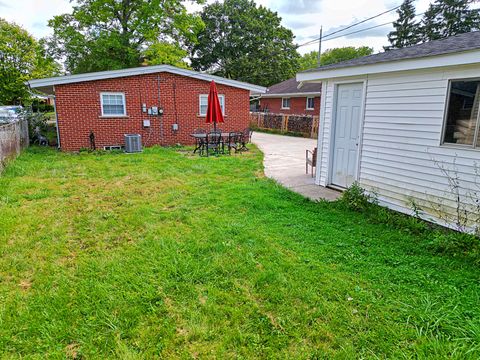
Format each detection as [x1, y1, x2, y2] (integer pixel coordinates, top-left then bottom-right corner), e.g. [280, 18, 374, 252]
[297, 31, 480, 82]
[303, 31, 480, 73]
[27, 65, 267, 95]
[260, 77, 321, 98]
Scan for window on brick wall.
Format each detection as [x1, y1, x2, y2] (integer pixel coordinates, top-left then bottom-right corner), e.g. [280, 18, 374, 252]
[281, 97, 290, 109]
[443, 80, 480, 148]
[199, 94, 225, 116]
[306, 97, 315, 110]
[100, 92, 126, 116]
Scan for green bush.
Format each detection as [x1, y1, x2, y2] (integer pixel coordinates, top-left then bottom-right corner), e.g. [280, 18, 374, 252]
[339, 182, 377, 212]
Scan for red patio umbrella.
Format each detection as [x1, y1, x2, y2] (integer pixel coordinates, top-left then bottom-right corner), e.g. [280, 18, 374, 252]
[205, 80, 224, 132]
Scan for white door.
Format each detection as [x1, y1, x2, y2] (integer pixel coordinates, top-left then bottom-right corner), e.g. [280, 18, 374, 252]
[331, 83, 363, 188]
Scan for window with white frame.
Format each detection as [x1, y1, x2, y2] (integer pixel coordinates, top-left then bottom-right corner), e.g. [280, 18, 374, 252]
[100, 92, 126, 116]
[306, 97, 315, 110]
[199, 94, 225, 116]
[281, 97, 290, 109]
[443, 80, 480, 148]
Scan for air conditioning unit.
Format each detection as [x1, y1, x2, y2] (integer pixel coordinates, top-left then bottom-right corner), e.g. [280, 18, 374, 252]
[124, 134, 142, 153]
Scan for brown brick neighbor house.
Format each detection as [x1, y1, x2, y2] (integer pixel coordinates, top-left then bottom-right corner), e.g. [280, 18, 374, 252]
[28, 65, 265, 151]
[258, 77, 321, 115]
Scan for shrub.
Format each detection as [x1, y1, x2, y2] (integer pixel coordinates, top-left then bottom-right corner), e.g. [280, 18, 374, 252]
[339, 182, 377, 212]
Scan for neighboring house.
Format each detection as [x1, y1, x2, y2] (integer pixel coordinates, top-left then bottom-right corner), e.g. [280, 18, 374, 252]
[28, 65, 265, 151]
[258, 78, 321, 115]
[297, 31, 480, 231]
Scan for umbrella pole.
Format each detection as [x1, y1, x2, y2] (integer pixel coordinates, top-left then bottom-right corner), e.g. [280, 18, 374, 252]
[214, 121, 217, 132]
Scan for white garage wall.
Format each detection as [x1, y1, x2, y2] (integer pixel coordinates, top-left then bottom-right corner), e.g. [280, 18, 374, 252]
[317, 65, 480, 230]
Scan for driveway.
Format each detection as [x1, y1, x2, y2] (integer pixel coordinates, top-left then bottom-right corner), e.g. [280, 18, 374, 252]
[252, 132, 340, 201]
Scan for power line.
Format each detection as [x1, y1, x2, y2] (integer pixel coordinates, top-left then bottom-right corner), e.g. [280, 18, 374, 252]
[322, 21, 393, 42]
[300, 11, 426, 47]
[322, 5, 402, 39]
[297, 4, 402, 48]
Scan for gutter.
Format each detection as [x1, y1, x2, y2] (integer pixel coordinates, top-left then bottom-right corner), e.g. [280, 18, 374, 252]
[53, 86, 61, 150]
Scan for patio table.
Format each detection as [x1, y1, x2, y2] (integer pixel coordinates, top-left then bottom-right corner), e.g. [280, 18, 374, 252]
[190, 133, 231, 140]
[190, 132, 236, 155]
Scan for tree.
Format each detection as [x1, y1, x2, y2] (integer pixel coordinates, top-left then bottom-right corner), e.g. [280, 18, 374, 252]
[321, 47, 374, 66]
[190, 0, 300, 87]
[436, 0, 480, 38]
[421, 3, 442, 42]
[0, 18, 60, 105]
[385, 0, 420, 50]
[298, 47, 374, 71]
[298, 51, 320, 72]
[47, 0, 205, 74]
[421, 0, 480, 42]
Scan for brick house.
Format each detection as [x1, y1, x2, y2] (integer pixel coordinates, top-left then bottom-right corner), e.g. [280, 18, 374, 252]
[258, 77, 321, 115]
[28, 65, 265, 151]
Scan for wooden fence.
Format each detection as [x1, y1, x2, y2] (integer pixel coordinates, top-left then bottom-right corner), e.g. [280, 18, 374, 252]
[0, 119, 29, 172]
[249, 112, 319, 139]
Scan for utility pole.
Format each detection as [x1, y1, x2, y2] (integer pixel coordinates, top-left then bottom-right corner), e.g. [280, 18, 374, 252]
[317, 26, 322, 67]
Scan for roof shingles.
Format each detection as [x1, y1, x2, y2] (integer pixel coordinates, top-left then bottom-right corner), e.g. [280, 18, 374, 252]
[265, 77, 321, 95]
[302, 31, 480, 73]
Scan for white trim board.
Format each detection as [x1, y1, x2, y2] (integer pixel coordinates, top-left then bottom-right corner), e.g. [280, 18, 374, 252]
[28, 65, 266, 94]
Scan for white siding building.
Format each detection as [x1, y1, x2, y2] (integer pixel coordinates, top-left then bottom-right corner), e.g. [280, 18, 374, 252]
[297, 32, 480, 231]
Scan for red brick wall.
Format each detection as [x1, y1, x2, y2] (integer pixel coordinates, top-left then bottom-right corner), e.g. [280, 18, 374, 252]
[259, 96, 320, 115]
[54, 72, 251, 151]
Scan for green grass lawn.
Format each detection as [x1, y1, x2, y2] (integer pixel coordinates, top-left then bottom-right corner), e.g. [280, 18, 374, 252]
[0, 146, 479, 359]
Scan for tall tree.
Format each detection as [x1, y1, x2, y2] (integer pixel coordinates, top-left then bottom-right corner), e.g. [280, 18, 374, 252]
[0, 18, 60, 105]
[299, 47, 374, 71]
[436, 0, 480, 38]
[384, 0, 420, 50]
[47, 0, 205, 74]
[421, 0, 480, 42]
[421, 3, 442, 41]
[190, 0, 300, 87]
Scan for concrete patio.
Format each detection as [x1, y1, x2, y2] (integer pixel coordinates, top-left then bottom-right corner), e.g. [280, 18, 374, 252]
[252, 132, 340, 201]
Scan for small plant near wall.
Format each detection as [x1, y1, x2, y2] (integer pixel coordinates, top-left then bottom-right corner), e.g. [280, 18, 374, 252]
[430, 157, 480, 236]
[339, 182, 378, 212]
[339, 182, 431, 235]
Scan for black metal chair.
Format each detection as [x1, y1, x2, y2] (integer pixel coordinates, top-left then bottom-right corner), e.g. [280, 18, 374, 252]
[193, 128, 206, 154]
[204, 131, 222, 156]
[226, 132, 243, 154]
[239, 128, 252, 151]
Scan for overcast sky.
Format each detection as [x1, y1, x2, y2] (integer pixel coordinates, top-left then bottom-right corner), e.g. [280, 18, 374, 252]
[1, 0, 434, 55]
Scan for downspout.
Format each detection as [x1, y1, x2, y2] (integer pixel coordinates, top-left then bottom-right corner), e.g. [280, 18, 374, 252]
[315, 81, 327, 186]
[53, 85, 61, 150]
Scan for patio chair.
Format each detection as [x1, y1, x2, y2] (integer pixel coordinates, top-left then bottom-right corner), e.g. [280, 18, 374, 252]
[226, 132, 243, 154]
[306, 147, 317, 177]
[239, 128, 252, 151]
[204, 131, 222, 156]
[193, 128, 206, 154]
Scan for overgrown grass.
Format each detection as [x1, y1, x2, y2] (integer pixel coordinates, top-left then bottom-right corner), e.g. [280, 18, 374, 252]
[0, 146, 479, 358]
